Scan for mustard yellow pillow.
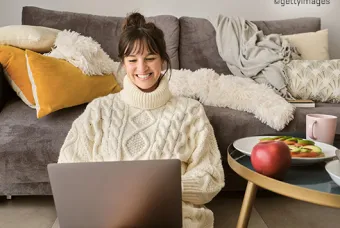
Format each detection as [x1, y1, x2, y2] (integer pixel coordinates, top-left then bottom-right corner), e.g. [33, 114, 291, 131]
[0, 45, 35, 107]
[25, 50, 121, 118]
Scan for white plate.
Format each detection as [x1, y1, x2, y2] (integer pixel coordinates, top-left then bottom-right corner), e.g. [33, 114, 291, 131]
[325, 160, 340, 187]
[233, 136, 338, 165]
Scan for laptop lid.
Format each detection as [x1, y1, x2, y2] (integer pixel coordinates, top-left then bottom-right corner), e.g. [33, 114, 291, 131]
[47, 159, 182, 228]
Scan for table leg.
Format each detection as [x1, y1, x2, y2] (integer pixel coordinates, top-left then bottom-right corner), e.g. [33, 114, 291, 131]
[236, 181, 258, 228]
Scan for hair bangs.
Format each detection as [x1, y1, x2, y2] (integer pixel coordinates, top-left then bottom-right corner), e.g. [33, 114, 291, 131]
[124, 33, 160, 57]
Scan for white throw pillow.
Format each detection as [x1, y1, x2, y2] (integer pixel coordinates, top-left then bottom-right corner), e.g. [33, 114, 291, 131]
[45, 30, 116, 76]
[0, 25, 60, 52]
[282, 29, 329, 60]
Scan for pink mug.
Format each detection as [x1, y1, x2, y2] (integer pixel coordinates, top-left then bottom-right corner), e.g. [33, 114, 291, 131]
[306, 114, 337, 145]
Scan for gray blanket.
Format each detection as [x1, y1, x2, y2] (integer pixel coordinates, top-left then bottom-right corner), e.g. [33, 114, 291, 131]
[209, 15, 301, 98]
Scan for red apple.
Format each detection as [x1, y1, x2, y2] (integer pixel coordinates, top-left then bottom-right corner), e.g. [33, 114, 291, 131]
[251, 141, 291, 179]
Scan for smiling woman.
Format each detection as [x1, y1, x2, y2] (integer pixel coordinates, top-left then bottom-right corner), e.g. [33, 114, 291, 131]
[58, 12, 225, 228]
[123, 41, 163, 92]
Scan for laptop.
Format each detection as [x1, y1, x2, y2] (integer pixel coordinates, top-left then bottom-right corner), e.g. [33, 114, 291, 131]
[47, 159, 182, 228]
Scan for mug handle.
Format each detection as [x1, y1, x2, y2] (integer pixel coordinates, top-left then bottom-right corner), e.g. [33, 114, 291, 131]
[308, 120, 317, 140]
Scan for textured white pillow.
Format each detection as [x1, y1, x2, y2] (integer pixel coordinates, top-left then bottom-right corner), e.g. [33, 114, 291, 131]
[45, 30, 116, 76]
[282, 29, 329, 60]
[0, 25, 60, 52]
[285, 60, 340, 103]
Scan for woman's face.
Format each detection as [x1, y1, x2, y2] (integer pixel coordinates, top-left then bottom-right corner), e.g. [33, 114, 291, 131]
[123, 41, 163, 92]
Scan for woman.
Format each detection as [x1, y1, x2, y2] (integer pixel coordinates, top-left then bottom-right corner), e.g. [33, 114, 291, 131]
[58, 12, 225, 228]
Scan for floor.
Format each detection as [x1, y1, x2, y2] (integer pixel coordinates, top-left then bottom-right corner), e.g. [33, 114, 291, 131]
[0, 192, 339, 228]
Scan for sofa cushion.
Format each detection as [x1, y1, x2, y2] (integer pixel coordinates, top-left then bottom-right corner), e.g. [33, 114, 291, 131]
[179, 17, 321, 74]
[282, 29, 329, 60]
[253, 17, 321, 36]
[0, 25, 60, 52]
[286, 60, 340, 103]
[22, 6, 180, 69]
[0, 97, 86, 194]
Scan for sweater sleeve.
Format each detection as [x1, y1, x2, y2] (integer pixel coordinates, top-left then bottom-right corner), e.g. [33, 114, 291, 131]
[181, 103, 225, 205]
[58, 98, 101, 163]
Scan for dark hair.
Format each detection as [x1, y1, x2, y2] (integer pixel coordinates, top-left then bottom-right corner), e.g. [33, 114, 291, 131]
[118, 12, 171, 79]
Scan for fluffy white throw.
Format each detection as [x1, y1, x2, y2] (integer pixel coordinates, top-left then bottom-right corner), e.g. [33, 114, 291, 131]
[45, 30, 116, 75]
[114, 66, 295, 131]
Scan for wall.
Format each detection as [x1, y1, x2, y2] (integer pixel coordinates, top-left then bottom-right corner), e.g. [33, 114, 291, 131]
[0, 0, 339, 58]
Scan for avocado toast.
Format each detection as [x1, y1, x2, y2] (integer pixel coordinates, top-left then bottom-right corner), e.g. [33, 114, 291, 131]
[259, 136, 325, 158]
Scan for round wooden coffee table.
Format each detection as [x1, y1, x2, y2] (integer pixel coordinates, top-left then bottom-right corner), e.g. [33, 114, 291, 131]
[227, 132, 340, 228]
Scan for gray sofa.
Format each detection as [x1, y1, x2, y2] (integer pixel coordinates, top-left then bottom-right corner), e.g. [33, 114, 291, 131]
[1, 6, 340, 196]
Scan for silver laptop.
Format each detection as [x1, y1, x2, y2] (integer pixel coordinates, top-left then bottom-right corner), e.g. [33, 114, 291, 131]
[47, 159, 182, 228]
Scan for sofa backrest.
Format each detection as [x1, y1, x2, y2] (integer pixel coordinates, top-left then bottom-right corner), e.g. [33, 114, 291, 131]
[22, 6, 180, 69]
[21, 6, 322, 75]
[179, 17, 321, 74]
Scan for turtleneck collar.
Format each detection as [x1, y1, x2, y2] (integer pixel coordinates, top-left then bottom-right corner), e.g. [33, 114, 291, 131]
[120, 75, 172, 110]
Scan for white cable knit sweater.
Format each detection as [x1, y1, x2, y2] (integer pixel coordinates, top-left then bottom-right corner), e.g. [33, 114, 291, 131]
[58, 75, 225, 228]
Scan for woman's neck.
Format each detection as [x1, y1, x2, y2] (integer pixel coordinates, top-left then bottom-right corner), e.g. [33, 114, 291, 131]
[120, 75, 172, 109]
